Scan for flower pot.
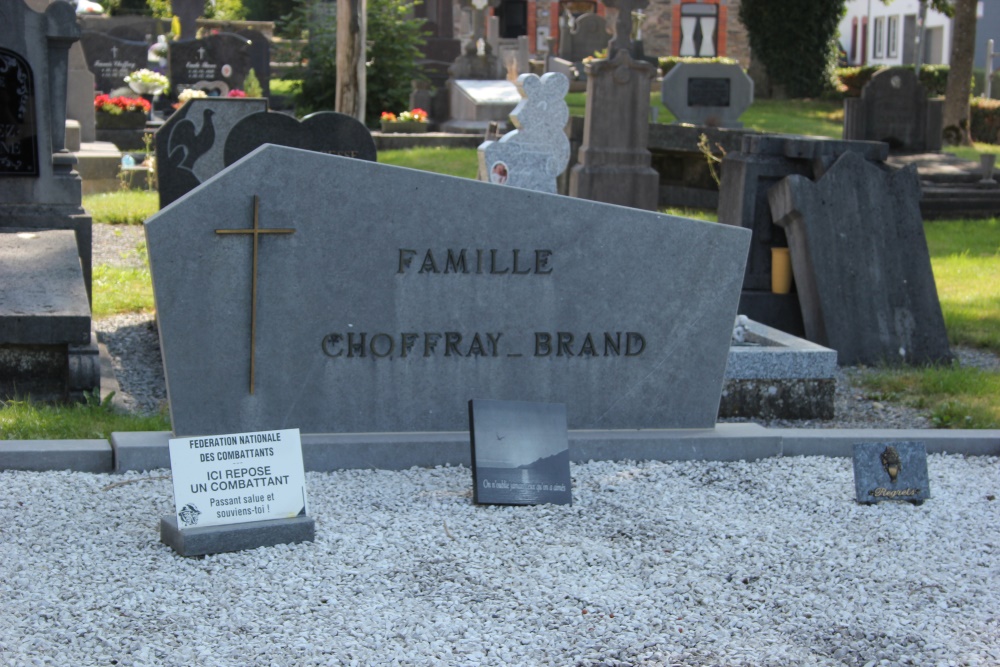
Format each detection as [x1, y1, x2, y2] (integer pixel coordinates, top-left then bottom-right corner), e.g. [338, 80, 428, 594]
[771, 247, 793, 294]
[95, 111, 147, 131]
[381, 121, 428, 133]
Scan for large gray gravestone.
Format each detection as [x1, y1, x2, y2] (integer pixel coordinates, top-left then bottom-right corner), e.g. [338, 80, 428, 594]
[0, 0, 99, 402]
[478, 72, 570, 193]
[155, 97, 268, 209]
[843, 67, 943, 153]
[661, 62, 754, 128]
[769, 150, 951, 366]
[146, 145, 750, 437]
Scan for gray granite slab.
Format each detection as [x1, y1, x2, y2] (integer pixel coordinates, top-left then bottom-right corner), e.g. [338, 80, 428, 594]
[0, 230, 91, 345]
[160, 515, 315, 557]
[146, 144, 750, 437]
[661, 62, 754, 128]
[0, 439, 111, 473]
[478, 72, 571, 193]
[852, 441, 930, 504]
[769, 150, 951, 366]
[155, 97, 268, 209]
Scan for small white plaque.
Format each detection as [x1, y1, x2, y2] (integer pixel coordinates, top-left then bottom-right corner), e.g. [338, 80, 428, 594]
[169, 428, 308, 530]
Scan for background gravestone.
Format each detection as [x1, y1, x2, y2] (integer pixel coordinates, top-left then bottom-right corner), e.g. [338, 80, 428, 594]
[478, 72, 570, 193]
[661, 62, 754, 128]
[79, 31, 148, 94]
[718, 134, 889, 336]
[168, 33, 252, 98]
[769, 150, 951, 366]
[146, 145, 750, 437]
[223, 111, 376, 165]
[843, 67, 943, 153]
[0, 0, 99, 402]
[66, 44, 96, 145]
[235, 28, 271, 97]
[156, 97, 268, 209]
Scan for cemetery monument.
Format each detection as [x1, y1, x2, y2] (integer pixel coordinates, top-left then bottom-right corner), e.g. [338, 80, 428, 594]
[843, 67, 943, 153]
[661, 61, 754, 128]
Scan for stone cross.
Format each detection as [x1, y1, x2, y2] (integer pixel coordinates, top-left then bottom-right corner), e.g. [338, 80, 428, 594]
[603, 0, 649, 55]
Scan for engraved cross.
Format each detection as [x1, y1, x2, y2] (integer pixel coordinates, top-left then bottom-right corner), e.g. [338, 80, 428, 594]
[216, 195, 295, 395]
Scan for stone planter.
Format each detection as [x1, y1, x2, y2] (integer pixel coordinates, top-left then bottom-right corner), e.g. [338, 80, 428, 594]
[95, 111, 147, 131]
[381, 121, 428, 134]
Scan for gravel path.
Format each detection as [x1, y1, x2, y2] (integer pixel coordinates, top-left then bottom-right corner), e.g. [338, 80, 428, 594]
[1, 455, 997, 666]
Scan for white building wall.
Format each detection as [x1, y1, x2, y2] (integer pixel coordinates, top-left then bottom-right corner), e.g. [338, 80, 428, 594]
[839, 0, 953, 67]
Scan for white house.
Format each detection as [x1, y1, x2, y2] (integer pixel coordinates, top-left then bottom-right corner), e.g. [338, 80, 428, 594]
[839, 0, 954, 66]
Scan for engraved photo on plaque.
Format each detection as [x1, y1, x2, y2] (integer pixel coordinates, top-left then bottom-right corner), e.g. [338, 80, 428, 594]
[0, 48, 39, 176]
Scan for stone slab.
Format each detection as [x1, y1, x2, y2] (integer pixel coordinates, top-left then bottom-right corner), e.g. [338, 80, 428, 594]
[661, 62, 754, 128]
[146, 144, 750, 437]
[769, 150, 951, 366]
[0, 230, 91, 345]
[454, 79, 522, 105]
[725, 319, 837, 380]
[222, 111, 377, 166]
[155, 97, 268, 209]
[160, 515, 315, 557]
[111, 430, 172, 472]
[777, 429, 1000, 458]
[852, 440, 930, 504]
[0, 439, 112, 472]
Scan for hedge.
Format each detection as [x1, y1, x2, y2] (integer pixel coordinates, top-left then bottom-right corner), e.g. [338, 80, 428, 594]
[835, 64, 950, 97]
[658, 57, 739, 76]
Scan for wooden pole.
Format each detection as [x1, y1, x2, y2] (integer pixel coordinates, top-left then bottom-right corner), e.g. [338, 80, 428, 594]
[336, 0, 367, 122]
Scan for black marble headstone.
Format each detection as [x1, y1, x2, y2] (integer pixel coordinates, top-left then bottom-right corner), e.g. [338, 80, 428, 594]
[223, 111, 377, 166]
[80, 31, 148, 94]
[169, 33, 252, 98]
[0, 47, 39, 176]
[236, 29, 271, 97]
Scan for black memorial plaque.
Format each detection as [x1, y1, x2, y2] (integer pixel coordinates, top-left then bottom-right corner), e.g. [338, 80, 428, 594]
[469, 399, 572, 506]
[223, 111, 377, 166]
[80, 32, 148, 94]
[0, 48, 39, 176]
[688, 77, 731, 108]
[169, 33, 252, 98]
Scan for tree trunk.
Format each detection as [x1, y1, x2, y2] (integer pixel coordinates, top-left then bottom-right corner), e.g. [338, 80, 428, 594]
[336, 0, 367, 122]
[942, 0, 976, 146]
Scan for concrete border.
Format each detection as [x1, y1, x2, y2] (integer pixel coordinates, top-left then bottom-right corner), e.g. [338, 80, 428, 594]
[0, 439, 112, 472]
[38, 425, 996, 474]
[160, 514, 315, 557]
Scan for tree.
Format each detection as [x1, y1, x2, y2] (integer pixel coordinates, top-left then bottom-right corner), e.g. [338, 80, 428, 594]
[942, 0, 976, 145]
[739, 0, 845, 98]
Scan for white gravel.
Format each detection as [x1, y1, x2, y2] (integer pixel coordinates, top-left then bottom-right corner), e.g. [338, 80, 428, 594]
[2, 455, 998, 666]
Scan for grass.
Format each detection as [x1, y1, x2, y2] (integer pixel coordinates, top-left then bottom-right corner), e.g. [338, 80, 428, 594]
[0, 394, 169, 440]
[856, 366, 1000, 429]
[379, 146, 479, 179]
[92, 264, 155, 318]
[83, 190, 158, 225]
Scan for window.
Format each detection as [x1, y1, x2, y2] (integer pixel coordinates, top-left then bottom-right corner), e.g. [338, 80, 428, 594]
[887, 15, 899, 57]
[873, 16, 885, 58]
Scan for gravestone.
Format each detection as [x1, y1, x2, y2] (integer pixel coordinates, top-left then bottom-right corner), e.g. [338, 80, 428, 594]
[469, 399, 572, 506]
[168, 33, 252, 98]
[443, 79, 521, 134]
[852, 441, 930, 505]
[155, 97, 268, 209]
[67, 44, 96, 145]
[172, 0, 201, 41]
[558, 12, 608, 64]
[236, 28, 271, 97]
[79, 31, 148, 94]
[769, 150, 951, 366]
[843, 67, 943, 153]
[0, 0, 99, 402]
[718, 134, 889, 336]
[145, 145, 750, 437]
[222, 111, 377, 165]
[568, 50, 659, 210]
[661, 62, 754, 128]
[478, 72, 570, 193]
